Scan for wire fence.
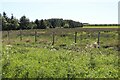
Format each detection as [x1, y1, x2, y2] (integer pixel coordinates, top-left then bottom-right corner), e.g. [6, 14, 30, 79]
[2, 28, 119, 49]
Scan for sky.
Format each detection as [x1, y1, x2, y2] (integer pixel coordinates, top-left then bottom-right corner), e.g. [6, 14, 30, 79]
[0, 0, 119, 24]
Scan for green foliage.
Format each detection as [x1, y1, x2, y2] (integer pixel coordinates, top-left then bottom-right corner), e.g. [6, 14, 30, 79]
[19, 15, 30, 29]
[2, 12, 83, 30]
[40, 19, 46, 29]
[28, 22, 37, 29]
[2, 30, 119, 78]
[2, 17, 8, 30]
[10, 18, 20, 30]
[2, 44, 118, 78]
[64, 23, 69, 28]
[65, 20, 83, 28]
[2, 12, 20, 30]
[1, 12, 119, 30]
[35, 19, 40, 29]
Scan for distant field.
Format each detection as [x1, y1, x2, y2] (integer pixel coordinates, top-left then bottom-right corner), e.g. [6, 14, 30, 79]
[83, 26, 119, 28]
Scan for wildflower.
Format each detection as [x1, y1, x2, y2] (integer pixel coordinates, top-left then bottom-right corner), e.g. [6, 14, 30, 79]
[50, 48, 56, 51]
[6, 45, 12, 48]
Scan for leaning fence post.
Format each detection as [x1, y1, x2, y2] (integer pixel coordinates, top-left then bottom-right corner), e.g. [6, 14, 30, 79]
[52, 32, 55, 45]
[75, 32, 77, 43]
[97, 32, 100, 48]
[20, 29, 22, 41]
[34, 30, 37, 42]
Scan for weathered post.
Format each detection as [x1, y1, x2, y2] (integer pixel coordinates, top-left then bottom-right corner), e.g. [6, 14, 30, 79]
[52, 32, 55, 45]
[7, 30, 10, 44]
[97, 32, 100, 48]
[75, 32, 77, 43]
[20, 29, 22, 41]
[80, 32, 82, 40]
[34, 30, 37, 42]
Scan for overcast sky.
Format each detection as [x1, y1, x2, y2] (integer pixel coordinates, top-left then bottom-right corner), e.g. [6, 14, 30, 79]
[1, 0, 119, 24]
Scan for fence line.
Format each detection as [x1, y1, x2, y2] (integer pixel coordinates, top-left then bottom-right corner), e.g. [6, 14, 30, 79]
[2, 28, 119, 48]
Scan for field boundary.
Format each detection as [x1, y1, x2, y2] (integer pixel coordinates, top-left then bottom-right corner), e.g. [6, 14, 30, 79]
[2, 28, 119, 46]
[48, 28, 120, 33]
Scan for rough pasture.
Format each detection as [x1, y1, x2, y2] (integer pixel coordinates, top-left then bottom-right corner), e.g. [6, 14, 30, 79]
[1, 28, 119, 78]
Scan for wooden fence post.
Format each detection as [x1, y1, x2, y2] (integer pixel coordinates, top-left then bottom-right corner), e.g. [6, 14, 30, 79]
[75, 32, 77, 43]
[34, 30, 37, 42]
[7, 30, 10, 44]
[80, 32, 82, 40]
[20, 29, 22, 41]
[97, 32, 100, 48]
[52, 32, 55, 45]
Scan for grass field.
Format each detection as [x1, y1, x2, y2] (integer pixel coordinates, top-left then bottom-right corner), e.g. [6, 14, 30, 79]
[83, 26, 119, 28]
[1, 27, 119, 78]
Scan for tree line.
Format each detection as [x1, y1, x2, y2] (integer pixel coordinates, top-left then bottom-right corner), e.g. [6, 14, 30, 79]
[1, 12, 83, 31]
